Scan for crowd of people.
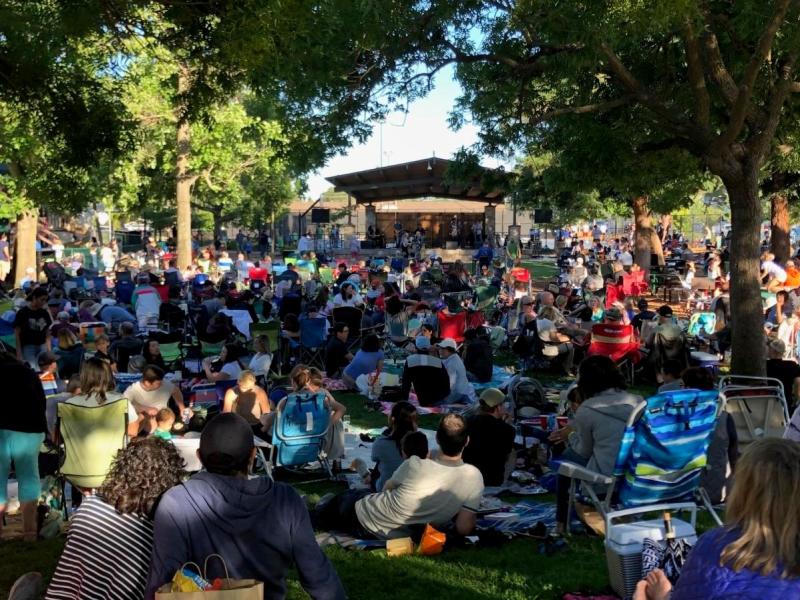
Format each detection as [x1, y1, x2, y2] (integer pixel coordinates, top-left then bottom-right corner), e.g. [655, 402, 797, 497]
[1, 226, 800, 599]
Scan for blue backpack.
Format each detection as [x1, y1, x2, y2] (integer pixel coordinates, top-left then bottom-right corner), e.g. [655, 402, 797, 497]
[273, 391, 330, 468]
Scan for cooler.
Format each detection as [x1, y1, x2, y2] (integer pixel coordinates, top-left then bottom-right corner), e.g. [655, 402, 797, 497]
[605, 503, 698, 600]
[690, 351, 720, 375]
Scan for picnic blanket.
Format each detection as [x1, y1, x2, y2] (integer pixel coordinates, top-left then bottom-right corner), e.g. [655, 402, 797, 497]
[477, 500, 582, 535]
[379, 396, 469, 416]
[472, 365, 517, 392]
[323, 377, 349, 391]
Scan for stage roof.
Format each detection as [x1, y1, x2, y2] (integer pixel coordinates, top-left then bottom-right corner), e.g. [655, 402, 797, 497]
[325, 157, 506, 204]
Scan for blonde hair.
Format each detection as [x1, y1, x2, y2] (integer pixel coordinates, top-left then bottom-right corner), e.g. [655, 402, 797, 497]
[58, 328, 80, 349]
[290, 364, 311, 390]
[237, 370, 256, 385]
[253, 335, 271, 355]
[538, 306, 559, 321]
[308, 367, 324, 390]
[721, 438, 800, 577]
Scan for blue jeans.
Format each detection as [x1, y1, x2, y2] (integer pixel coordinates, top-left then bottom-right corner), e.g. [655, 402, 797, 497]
[21, 344, 46, 370]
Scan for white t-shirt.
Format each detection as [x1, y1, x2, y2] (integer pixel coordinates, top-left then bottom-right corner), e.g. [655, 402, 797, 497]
[248, 353, 273, 377]
[220, 361, 243, 380]
[763, 260, 788, 283]
[65, 392, 138, 423]
[355, 455, 484, 539]
[617, 251, 633, 267]
[442, 353, 475, 399]
[333, 292, 363, 308]
[123, 380, 175, 412]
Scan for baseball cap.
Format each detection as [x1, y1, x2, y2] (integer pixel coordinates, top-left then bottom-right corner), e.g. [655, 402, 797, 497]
[436, 338, 458, 351]
[520, 295, 534, 306]
[199, 413, 255, 472]
[56, 311, 69, 321]
[605, 307, 623, 321]
[415, 335, 431, 350]
[480, 388, 506, 408]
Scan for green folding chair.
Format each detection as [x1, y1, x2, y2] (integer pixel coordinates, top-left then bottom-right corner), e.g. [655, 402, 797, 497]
[159, 341, 183, 370]
[57, 399, 129, 491]
[318, 267, 334, 286]
[200, 340, 225, 357]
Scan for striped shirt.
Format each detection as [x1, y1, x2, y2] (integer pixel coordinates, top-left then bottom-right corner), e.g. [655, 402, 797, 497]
[46, 495, 154, 600]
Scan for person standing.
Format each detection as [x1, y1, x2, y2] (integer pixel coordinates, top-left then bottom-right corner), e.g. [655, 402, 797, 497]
[0, 231, 11, 284]
[14, 287, 53, 369]
[0, 351, 47, 542]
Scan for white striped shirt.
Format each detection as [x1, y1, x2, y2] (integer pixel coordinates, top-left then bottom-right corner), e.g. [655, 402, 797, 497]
[46, 495, 153, 600]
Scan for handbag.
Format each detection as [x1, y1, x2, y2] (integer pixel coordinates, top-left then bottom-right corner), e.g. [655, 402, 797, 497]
[156, 554, 264, 599]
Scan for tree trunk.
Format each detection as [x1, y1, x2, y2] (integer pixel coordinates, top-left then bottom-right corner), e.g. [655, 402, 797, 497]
[212, 211, 223, 243]
[770, 194, 790, 263]
[631, 195, 665, 269]
[13, 209, 38, 287]
[725, 173, 766, 376]
[175, 66, 193, 269]
[270, 208, 276, 255]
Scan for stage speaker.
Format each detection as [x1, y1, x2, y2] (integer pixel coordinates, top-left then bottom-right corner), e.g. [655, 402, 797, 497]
[534, 208, 553, 223]
[311, 208, 330, 224]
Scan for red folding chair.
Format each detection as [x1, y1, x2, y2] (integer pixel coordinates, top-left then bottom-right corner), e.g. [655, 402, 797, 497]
[154, 284, 170, 302]
[466, 310, 485, 330]
[437, 310, 467, 343]
[587, 322, 641, 382]
[605, 283, 625, 309]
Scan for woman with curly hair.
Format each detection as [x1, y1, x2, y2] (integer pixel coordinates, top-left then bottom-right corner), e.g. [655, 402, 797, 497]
[46, 437, 185, 600]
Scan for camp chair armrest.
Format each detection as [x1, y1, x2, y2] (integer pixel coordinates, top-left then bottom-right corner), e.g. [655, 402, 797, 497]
[557, 461, 613, 485]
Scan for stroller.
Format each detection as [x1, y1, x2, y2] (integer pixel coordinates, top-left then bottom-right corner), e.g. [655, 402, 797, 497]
[43, 261, 69, 290]
[272, 391, 333, 478]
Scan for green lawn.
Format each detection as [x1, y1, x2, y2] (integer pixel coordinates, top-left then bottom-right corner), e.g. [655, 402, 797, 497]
[0, 390, 618, 600]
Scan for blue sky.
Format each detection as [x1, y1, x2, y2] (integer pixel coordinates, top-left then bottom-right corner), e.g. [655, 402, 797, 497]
[305, 65, 508, 198]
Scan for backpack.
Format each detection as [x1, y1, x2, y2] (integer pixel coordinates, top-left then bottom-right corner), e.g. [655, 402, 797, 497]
[506, 375, 549, 416]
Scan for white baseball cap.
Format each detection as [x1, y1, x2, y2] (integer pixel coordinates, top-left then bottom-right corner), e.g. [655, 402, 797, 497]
[436, 338, 458, 351]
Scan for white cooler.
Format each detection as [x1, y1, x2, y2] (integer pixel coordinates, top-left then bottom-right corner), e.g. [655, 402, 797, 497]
[604, 503, 698, 600]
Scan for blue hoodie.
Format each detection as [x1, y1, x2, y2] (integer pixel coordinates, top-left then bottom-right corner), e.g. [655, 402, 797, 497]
[146, 472, 345, 600]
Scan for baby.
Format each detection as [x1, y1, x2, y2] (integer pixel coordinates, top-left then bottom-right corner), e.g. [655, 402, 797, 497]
[152, 408, 176, 441]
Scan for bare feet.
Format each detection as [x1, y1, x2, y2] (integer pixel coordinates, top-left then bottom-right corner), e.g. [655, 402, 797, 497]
[632, 569, 673, 600]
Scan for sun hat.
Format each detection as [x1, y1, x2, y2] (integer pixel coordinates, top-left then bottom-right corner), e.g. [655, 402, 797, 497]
[479, 388, 506, 408]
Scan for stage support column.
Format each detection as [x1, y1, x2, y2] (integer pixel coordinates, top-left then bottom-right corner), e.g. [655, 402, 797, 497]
[365, 204, 377, 232]
[484, 204, 496, 246]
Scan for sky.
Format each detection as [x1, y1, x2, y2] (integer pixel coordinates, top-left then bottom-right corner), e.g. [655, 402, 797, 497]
[305, 65, 508, 199]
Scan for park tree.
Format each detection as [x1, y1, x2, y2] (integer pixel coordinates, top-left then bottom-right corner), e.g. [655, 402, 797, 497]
[378, 0, 800, 375]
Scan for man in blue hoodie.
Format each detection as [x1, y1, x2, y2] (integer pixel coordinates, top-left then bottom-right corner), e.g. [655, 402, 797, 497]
[146, 413, 345, 599]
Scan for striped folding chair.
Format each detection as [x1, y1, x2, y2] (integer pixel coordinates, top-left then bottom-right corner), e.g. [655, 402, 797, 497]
[559, 389, 723, 534]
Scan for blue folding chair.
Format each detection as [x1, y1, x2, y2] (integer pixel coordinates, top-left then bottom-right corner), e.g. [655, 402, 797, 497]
[272, 391, 332, 477]
[114, 373, 142, 393]
[115, 280, 134, 305]
[93, 276, 108, 292]
[390, 257, 405, 272]
[299, 317, 327, 370]
[558, 388, 722, 533]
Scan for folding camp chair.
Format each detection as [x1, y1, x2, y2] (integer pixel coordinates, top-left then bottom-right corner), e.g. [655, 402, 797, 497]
[114, 280, 135, 305]
[299, 317, 328, 370]
[272, 391, 333, 478]
[159, 341, 183, 371]
[318, 267, 334, 286]
[719, 375, 790, 447]
[56, 400, 129, 510]
[437, 310, 467, 344]
[687, 312, 716, 338]
[0, 318, 15, 352]
[558, 389, 723, 535]
[587, 323, 641, 383]
[474, 285, 500, 312]
[114, 372, 142, 393]
[200, 339, 225, 357]
[79, 322, 108, 354]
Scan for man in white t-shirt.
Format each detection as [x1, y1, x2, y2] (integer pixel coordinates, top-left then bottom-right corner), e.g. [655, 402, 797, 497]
[315, 413, 484, 540]
[762, 252, 788, 292]
[123, 365, 190, 429]
[435, 338, 476, 404]
[617, 246, 634, 267]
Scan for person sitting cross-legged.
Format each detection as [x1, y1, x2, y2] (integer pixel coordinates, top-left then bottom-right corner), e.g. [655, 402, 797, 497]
[313, 413, 484, 540]
[146, 413, 345, 600]
[462, 388, 516, 487]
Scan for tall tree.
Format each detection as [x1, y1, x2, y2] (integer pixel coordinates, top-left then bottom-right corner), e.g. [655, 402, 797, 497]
[378, 1, 800, 375]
